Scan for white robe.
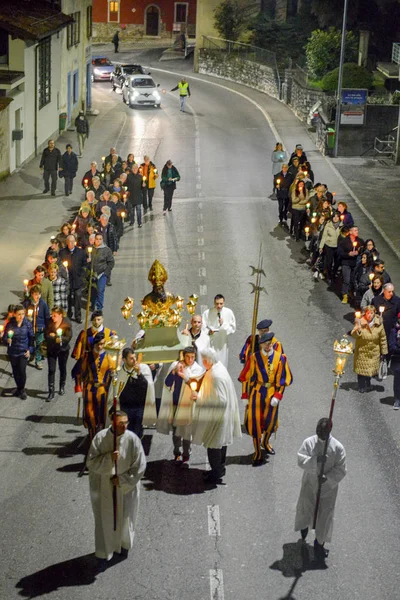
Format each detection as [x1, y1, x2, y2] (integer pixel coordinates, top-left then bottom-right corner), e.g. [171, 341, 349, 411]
[202, 306, 236, 368]
[157, 360, 205, 438]
[106, 363, 157, 427]
[294, 435, 347, 544]
[191, 361, 242, 449]
[188, 329, 210, 368]
[88, 427, 146, 560]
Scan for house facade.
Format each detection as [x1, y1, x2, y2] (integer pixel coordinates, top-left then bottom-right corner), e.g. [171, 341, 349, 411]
[92, 0, 197, 41]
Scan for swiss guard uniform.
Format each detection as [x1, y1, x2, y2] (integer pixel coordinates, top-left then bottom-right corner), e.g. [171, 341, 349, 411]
[239, 332, 292, 465]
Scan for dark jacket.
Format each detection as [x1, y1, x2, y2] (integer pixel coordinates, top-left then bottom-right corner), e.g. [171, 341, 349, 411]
[98, 223, 118, 253]
[105, 154, 122, 166]
[92, 244, 115, 279]
[59, 246, 87, 290]
[274, 171, 293, 199]
[354, 265, 373, 295]
[90, 183, 106, 201]
[100, 168, 115, 188]
[372, 294, 400, 339]
[388, 325, 400, 357]
[22, 298, 50, 331]
[126, 172, 143, 205]
[3, 317, 35, 357]
[74, 114, 90, 135]
[289, 150, 307, 166]
[82, 169, 101, 188]
[45, 318, 73, 355]
[337, 236, 364, 267]
[161, 165, 180, 191]
[341, 210, 354, 227]
[40, 147, 61, 171]
[61, 151, 79, 177]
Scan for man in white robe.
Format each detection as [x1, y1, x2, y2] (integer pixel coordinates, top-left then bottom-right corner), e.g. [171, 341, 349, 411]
[88, 411, 146, 564]
[181, 314, 210, 368]
[107, 348, 157, 437]
[294, 418, 346, 562]
[157, 346, 204, 462]
[202, 294, 236, 368]
[191, 348, 241, 483]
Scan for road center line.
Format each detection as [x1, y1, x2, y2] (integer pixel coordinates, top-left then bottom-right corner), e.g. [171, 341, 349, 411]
[207, 505, 221, 537]
[209, 568, 224, 600]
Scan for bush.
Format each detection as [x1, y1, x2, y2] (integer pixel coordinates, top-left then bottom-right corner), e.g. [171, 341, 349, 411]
[214, 0, 247, 41]
[320, 63, 373, 92]
[306, 28, 357, 79]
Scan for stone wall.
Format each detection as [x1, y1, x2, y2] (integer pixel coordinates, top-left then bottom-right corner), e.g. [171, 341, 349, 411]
[93, 22, 170, 42]
[198, 48, 279, 99]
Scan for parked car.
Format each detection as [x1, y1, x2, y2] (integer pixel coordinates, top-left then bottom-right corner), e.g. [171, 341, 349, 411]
[91, 57, 114, 82]
[111, 64, 146, 91]
[122, 75, 161, 108]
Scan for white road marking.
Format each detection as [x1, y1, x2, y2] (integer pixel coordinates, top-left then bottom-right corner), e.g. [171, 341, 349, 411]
[207, 505, 221, 537]
[152, 65, 400, 260]
[209, 569, 224, 600]
[198, 251, 205, 260]
[198, 238, 204, 246]
[200, 284, 207, 296]
[198, 202, 203, 208]
[199, 267, 206, 277]
[197, 225, 204, 232]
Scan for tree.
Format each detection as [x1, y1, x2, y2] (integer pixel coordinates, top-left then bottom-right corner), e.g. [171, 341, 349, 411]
[320, 62, 373, 92]
[214, 0, 247, 41]
[305, 28, 358, 79]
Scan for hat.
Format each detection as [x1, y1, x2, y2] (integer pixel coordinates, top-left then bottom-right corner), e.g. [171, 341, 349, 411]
[259, 332, 274, 344]
[257, 319, 272, 330]
[80, 202, 91, 214]
[91, 310, 103, 320]
[93, 332, 105, 345]
[296, 144, 303, 150]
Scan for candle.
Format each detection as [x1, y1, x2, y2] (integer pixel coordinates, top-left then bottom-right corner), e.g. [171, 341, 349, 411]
[62, 260, 68, 269]
[50, 235, 56, 241]
[379, 306, 385, 314]
[142, 176, 147, 182]
[340, 215, 345, 221]
[368, 273, 374, 281]
[72, 223, 76, 230]
[306, 202, 311, 210]
[8, 330, 14, 345]
[303, 171, 308, 176]
[276, 178, 281, 189]
[23, 279, 29, 288]
[102, 156, 105, 161]
[352, 241, 357, 249]
[355, 311, 361, 319]
[190, 381, 197, 392]
[87, 246, 93, 255]
[56, 328, 63, 342]
[27, 308, 33, 320]
[311, 217, 316, 224]
[373, 254, 377, 261]
[121, 211, 126, 223]
[304, 226, 310, 240]
[84, 179, 88, 187]
[154, 168, 158, 175]
[0, 325, 4, 335]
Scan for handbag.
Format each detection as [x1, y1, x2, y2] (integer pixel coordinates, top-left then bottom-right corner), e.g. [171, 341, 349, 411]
[377, 356, 388, 381]
[58, 169, 64, 179]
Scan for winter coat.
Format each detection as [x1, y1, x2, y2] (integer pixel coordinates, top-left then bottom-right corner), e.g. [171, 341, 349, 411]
[161, 165, 180, 191]
[45, 318, 73, 355]
[337, 236, 364, 267]
[92, 244, 115, 279]
[98, 223, 118, 253]
[75, 114, 90, 135]
[291, 189, 309, 211]
[3, 317, 35, 357]
[126, 172, 143, 205]
[274, 171, 293, 199]
[22, 297, 50, 331]
[59, 247, 87, 290]
[61, 151, 78, 177]
[140, 161, 158, 189]
[40, 147, 61, 171]
[351, 317, 388, 376]
[319, 221, 341, 249]
[354, 265, 373, 295]
[271, 150, 288, 175]
[361, 288, 382, 310]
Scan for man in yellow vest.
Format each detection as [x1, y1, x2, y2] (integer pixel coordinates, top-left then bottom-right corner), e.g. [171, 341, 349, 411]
[171, 78, 191, 112]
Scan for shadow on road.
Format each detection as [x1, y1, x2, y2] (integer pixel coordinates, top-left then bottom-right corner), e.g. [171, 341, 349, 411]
[16, 553, 99, 598]
[143, 458, 208, 495]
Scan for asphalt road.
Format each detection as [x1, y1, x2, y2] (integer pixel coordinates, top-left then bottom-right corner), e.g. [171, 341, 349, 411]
[1, 65, 400, 600]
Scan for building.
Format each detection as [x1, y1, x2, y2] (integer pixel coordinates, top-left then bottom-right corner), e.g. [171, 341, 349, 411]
[92, 0, 196, 41]
[0, 0, 92, 178]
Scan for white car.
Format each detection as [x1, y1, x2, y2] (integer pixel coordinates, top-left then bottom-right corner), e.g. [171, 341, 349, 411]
[122, 74, 161, 108]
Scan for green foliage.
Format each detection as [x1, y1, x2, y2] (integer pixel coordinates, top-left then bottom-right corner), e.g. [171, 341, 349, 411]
[213, 0, 247, 42]
[391, 91, 400, 105]
[305, 28, 357, 79]
[249, 4, 318, 66]
[320, 63, 373, 92]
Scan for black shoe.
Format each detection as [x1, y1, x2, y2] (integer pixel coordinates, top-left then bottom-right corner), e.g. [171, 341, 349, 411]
[106, 282, 112, 287]
[119, 548, 129, 558]
[359, 387, 365, 394]
[168, 208, 172, 211]
[301, 527, 309, 540]
[43, 189, 49, 194]
[19, 390, 27, 400]
[46, 389, 55, 402]
[314, 539, 329, 562]
[59, 385, 65, 396]
[138, 224, 142, 228]
[51, 192, 56, 197]
[265, 446, 275, 455]
[96, 558, 109, 572]
[76, 318, 83, 324]
[65, 192, 70, 196]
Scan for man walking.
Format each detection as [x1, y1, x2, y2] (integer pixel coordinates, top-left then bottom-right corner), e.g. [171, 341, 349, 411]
[74, 110, 90, 157]
[61, 144, 79, 196]
[90, 233, 115, 310]
[295, 418, 346, 563]
[112, 30, 120, 53]
[59, 234, 87, 323]
[40, 139, 62, 196]
[274, 164, 293, 226]
[161, 159, 180, 214]
[126, 164, 143, 227]
[88, 411, 146, 567]
[202, 294, 236, 368]
[171, 78, 191, 112]
[337, 225, 364, 304]
[139, 155, 158, 213]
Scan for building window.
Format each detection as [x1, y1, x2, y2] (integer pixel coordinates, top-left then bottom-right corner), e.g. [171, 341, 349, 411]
[38, 37, 51, 109]
[87, 5, 93, 38]
[174, 2, 188, 23]
[108, 0, 120, 23]
[67, 11, 81, 48]
[73, 70, 79, 105]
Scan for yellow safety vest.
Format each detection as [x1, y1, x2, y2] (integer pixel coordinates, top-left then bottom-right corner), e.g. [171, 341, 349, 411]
[178, 82, 189, 96]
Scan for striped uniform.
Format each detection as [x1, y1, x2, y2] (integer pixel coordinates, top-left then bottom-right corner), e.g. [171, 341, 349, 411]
[239, 334, 283, 399]
[73, 350, 113, 435]
[240, 348, 292, 460]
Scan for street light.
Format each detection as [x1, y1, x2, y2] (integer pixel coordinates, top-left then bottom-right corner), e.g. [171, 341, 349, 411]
[333, 0, 350, 158]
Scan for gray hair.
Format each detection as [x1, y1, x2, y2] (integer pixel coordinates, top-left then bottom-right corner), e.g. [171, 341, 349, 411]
[86, 190, 95, 199]
[92, 176, 100, 183]
[384, 283, 394, 291]
[90, 161, 97, 167]
[200, 348, 218, 364]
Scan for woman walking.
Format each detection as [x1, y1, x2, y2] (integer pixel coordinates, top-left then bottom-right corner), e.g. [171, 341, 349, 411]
[44, 307, 72, 400]
[351, 305, 388, 393]
[271, 143, 287, 194]
[290, 180, 309, 240]
[3, 305, 34, 400]
[161, 160, 180, 214]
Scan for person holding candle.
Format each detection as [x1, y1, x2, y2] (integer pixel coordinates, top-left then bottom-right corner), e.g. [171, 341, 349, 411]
[360, 238, 379, 261]
[337, 202, 354, 227]
[271, 143, 288, 192]
[371, 259, 391, 285]
[337, 226, 364, 304]
[90, 233, 115, 310]
[139, 155, 158, 213]
[44, 307, 72, 400]
[289, 143, 307, 167]
[361, 274, 384, 309]
[3, 305, 34, 399]
[372, 284, 400, 342]
[181, 315, 210, 369]
[104, 147, 123, 166]
[161, 159, 180, 214]
[318, 211, 342, 284]
[290, 180, 310, 240]
[240, 332, 293, 465]
[47, 264, 68, 312]
[157, 347, 204, 462]
[23, 285, 50, 370]
[82, 161, 101, 189]
[274, 164, 293, 226]
[388, 314, 400, 409]
[98, 214, 118, 257]
[351, 305, 388, 393]
[59, 235, 87, 323]
[89, 176, 105, 201]
[100, 162, 115, 189]
[353, 251, 374, 308]
[27, 266, 54, 310]
[126, 164, 144, 227]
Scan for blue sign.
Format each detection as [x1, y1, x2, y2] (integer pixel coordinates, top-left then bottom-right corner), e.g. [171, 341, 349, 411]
[340, 88, 367, 125]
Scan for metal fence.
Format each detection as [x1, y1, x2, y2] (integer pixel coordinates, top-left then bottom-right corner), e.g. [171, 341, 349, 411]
[202, 36, 280, 92]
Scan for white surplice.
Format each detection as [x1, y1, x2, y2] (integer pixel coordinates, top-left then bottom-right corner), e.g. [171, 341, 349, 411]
[106, 363, 157, 427]
[187, 329, 210, 368]
[294, 435, 347, 544]
[156, 360, 204, 438]
[191, 361, 242, 449]
[88, 427, 146, 560]
[202, 306, 236, 368]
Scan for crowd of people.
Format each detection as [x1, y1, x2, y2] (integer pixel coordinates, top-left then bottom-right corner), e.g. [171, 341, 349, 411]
[272, 142, 400, 404]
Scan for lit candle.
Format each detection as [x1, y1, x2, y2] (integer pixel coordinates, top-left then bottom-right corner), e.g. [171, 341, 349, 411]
[355, 311, 361, 319]
[306, 202, 311, 210]
[379, 306, 385, 315]
[352, 241, 357, 249]
[23, 279, 29, 292]
[190, 381, 197, 392]
[340, 215, 345, 221]
[27, 308, 33, 320]
[304, 226, 310, 240]
[7, 330, 14, 345]
[303, 171, 308, 177]
[62, 260, 68, 269]
[121, 211, 126, 223]
[373, 254, 377, 261]
[50, 235, 56, 241]
[84, 179, 88, 187]
[56, 328, 63, 342]
[368, 273, 374, 281]
[72, 223, 76, 231]
[0, 325, 4, 335]
[311, 217, 316, 224]
[102, 156, 106, 161]
[87, 246, 93, 255]
[142, 176, 147, 183]
[154, 168, 158, 175]
[276, 178, 281, 189]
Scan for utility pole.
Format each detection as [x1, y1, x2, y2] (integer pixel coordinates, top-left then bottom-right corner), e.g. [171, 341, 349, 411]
[333, 0, 350, 158]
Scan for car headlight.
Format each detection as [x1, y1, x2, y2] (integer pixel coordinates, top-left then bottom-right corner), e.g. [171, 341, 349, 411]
[131, 91, 139, 98]
[94, 68, 101, 75]
[153, 91, 161, 100]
